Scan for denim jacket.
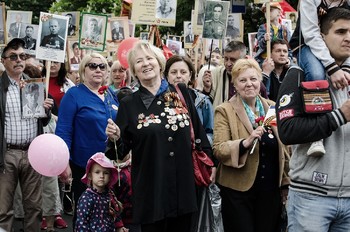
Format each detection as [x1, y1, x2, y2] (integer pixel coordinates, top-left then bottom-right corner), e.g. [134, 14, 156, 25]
[191, 89, 214, 145]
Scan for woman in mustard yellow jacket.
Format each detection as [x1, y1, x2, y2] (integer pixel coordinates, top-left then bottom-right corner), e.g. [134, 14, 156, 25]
[213, 59, 290, 232]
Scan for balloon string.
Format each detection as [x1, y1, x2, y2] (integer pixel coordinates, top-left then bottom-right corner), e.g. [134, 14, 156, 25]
[107, 90, 121, 187]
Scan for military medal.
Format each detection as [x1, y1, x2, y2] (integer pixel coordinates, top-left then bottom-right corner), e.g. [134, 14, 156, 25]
[137, 124, 142, 129]
[165, 124, 170, 129]
[179, 122, 185, 128]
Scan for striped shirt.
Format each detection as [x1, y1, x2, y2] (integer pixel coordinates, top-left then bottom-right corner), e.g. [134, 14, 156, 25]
[5, 77, 37, 145]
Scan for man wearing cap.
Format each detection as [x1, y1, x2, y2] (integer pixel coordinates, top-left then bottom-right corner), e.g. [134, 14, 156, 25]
[203, 3, 226, 39]
[40, 19, 65, 50]
[0, 38, 54, 231]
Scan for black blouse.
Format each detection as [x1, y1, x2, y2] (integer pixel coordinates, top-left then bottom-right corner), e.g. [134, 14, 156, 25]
[106, 83, 212, 224]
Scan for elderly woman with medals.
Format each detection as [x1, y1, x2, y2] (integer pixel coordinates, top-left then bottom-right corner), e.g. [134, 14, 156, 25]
[213, 59, 290, 232]
[105, 41, 214, 232]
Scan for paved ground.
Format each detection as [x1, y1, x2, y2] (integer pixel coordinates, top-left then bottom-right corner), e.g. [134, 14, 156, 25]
[13, 213, 73, 232]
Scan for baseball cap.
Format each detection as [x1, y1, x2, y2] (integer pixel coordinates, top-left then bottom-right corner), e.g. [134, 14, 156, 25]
[1, 38, 25, 58]
[261, 2, 282, 13]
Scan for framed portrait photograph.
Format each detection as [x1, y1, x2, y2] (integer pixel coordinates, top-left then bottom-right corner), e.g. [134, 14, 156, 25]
[166, 39, 182, 55]
[61, 11, 80, 38]
[225, 13, 242, 40]
[21, 79, 46, 118]
[131, 0, 176, 27]
[248, 32, 258, 57]
[168, 35, 182, 42]
[202, 0, 230, 40]
[21, 24, 39, 56]
[282, 19, 293, 33]
[66, 39, 81, 71]
[36, 13, 69, 63]
[6, 10, 32, 43]
[107, 17, 129, 42]
[285, 12, 298, 30]
[128, 20, 135, 37]
[79, 12, 108, 52]
[140, 32, 149, 41]
[0, 3, 5, 45]
[184, 21, 194, 48]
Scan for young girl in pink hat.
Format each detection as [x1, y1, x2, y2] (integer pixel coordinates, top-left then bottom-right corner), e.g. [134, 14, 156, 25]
[75, 152, 128, 232]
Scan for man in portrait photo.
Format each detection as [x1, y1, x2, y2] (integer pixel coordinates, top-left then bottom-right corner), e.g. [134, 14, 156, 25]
[66, 13, 76, 36]
[70, 42, 81, 64]
[84, 17, 101, 43]
[8, 13, 26, 38]
[203, 3, 226, 39]
[226, 14, 240, 39]
[21, 25, 36, 50]
[111, 20, 124, 41]
[22, 82, 45, 118]
[185, 22, 194, 43]
[40, 18, 65, 50]
[156, 0, 176, 19]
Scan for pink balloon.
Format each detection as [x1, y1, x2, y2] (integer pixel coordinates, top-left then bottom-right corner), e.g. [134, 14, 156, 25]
[28, 134, 69, 177]
[117, 37, 139, 69]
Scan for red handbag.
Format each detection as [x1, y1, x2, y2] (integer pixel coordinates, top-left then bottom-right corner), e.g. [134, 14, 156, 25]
[175, 85, 213, 187]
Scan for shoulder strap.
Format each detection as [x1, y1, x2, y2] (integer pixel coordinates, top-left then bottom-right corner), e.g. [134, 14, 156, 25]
[175, 84, 195, 145]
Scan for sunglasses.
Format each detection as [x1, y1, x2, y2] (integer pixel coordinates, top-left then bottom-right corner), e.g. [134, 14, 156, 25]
[85, 63, 107, 71]
[3, 53, 27, 61]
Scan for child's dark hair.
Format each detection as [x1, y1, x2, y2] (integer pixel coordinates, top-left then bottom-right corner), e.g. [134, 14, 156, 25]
[117, 87, 133, 102]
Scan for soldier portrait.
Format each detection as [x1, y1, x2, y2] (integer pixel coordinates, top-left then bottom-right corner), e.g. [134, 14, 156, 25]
[226, 13, 241, 39]
[79, 13, 108, 51]
[40, 18, 66, 50]
[21, 24, 38, 53]
[203, 1, 230, 40]
[110, 20, 124, 41]
[22, 82, 46, 118]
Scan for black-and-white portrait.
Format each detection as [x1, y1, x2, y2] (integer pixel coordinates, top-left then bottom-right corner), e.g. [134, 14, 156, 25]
[184, 21, 194, 44]
[203, 1, 230, 40]
[79, 13, 108, 51]
[156, 0, 177, 19]
[226, 13, 241, 39]
[21, 24, 38, 55]
[40, 18, 67, 50]
[22, 81, 46, 118]
[36, 13, 69, 63]
[61, 12, 79, 37]
[6, 11, 32, 42]
[140, 32, 148, 41]
[110, 20, 124, 41]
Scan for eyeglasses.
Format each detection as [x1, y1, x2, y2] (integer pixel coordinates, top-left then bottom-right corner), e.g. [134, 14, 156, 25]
[85, 63, 107, 71]
[3, 53, 27, 61]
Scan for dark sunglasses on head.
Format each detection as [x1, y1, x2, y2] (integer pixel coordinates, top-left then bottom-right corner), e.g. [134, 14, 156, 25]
[3, 53, 27, 61]
[85, 63, 107, 71]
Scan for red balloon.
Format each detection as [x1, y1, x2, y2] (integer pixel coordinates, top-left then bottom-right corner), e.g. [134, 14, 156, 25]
[117, 37, 139, 69]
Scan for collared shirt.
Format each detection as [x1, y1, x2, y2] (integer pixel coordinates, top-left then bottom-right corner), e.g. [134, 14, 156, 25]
[5, 77, 37, 145]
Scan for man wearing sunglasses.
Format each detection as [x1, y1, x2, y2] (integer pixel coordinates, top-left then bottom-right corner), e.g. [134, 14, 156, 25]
[0, 38, 54, 231]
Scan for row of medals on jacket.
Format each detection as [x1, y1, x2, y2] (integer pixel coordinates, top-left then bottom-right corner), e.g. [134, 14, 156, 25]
[137, 92, 190, 131]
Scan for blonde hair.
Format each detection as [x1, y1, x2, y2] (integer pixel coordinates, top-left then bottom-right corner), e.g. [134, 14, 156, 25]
[231, 59, 262, 84]
[108, 60, 129, 85]
[79, 53, 109, 82]
[127, 41, 166, 79]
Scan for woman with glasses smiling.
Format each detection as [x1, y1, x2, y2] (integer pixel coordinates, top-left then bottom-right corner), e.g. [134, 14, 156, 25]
[55, 53, 119, 227]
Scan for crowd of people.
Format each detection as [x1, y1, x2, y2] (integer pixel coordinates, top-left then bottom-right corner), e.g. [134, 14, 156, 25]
[1, 2, 350, 232]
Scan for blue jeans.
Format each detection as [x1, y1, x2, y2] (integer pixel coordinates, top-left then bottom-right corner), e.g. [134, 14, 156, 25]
[287, 189, 350, 232]
[297, 46, 326, 81]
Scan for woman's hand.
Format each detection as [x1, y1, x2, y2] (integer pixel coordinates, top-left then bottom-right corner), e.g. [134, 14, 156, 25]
[43, 98, 54, 110]
[243, 126, 265, 148]
[106, 118, 121, 141]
